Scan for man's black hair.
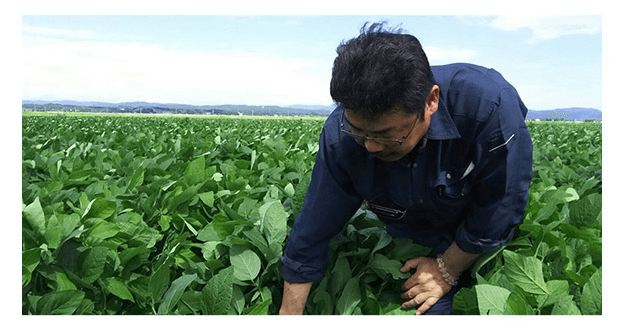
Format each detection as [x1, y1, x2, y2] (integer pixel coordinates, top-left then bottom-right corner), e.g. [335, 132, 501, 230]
[330, 21, 436, 118]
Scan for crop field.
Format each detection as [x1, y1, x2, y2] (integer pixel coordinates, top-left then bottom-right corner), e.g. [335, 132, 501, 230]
[22, 113, 602, 315]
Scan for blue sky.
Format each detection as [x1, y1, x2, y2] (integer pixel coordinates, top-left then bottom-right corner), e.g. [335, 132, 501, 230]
[21, 10, 603, 111]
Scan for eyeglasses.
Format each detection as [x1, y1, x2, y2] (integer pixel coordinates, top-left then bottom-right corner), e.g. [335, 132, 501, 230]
[340, 110, 421, 146]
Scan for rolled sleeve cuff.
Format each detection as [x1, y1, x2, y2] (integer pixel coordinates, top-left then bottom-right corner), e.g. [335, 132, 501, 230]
[454, 226, 516, 254]
[281, 255, 324, 283]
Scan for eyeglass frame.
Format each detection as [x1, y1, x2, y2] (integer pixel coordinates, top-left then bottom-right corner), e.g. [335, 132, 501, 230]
[340, 109, 422, 146]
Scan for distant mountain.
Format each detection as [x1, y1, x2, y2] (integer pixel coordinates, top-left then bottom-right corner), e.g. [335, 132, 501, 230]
[526, 107, 602, 121]
[21, 100, 335, 116]
[22, 100, 601, 121]
[286, 104, 336, 111]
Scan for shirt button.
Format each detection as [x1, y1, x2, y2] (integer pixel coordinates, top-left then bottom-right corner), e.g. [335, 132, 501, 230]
[446, 173, 452, 179]
[419, 199, 424, 204]
[412, 163, 417, 168]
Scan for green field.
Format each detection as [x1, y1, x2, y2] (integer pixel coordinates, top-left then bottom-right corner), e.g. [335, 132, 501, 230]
[22, 113, 602, 315]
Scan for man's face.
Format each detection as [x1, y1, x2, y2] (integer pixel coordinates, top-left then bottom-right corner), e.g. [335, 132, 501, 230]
[344, 85, 439, 162]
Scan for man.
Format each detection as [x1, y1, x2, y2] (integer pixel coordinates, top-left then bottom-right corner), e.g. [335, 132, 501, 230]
[279, 22, 533, 315]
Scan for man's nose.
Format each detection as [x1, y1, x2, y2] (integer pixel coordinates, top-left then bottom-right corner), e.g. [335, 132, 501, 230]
[363, 138, 385, 153]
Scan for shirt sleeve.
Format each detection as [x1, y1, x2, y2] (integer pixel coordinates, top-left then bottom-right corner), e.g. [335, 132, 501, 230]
[281, 118, 363, 283]
[454, 87, 533, 254]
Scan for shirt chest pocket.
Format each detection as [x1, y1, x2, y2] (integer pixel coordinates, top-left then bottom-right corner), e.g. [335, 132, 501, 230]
[429, 167, 473, 208]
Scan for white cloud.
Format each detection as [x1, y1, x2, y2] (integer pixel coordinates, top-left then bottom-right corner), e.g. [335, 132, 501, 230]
[424, 46, 478, 65]
[22, 36, 333, 105]
[490, 16, 601, 43]
[22, 23, 99, 40]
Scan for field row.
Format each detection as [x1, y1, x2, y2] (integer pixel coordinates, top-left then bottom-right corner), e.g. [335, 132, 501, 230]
[22, 114, 601, 315]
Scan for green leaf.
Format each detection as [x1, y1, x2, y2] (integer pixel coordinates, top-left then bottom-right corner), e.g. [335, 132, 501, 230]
[229, 245, 261, 281]
[128, 165, 145, 191]
[475, 284, 511, 315]
[184, 156, 205, 186]
[158, 273, 198, 314]
[551, 295, 582, 315]
[35, 290, 85, 315]
[85, 220, 119, 240]
[80, 246, 109, 284]
[368, 253, 410, 280]
[503, 292, 532, 315]
[259, 200, 288, 247]
[54, 270, 77, 291]
[329, 256, 352, 296]
[106, 277, 135, 302]
[44, 214, 65, 249]
[82, 197, 117, 220]
[311, 289, 334, 315]
[336, 277, 361, 315]
[247, 299, 271, 315]
[570, 193, 602, 228]
[382, 304, 417, 315]
[503, 250, 548, 295]
[23, 197, 46, 236]
[284, 182, 295, 197]
[580, 266, 602, 315]
[22, 248, 41, 287]
[202, 266, 234, 315]
[149, 261, 172, 303]
[452, 287, 479, 315]
[198, 191, 214, 207]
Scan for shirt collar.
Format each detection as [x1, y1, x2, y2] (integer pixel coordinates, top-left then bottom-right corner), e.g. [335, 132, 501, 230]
[426, 96, 461, 140]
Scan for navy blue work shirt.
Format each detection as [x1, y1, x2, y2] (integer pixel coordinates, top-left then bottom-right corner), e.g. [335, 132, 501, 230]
[281, 63, 533, 283]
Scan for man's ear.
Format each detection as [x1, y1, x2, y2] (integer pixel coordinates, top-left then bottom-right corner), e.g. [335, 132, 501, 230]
[425, 85, 440, 116]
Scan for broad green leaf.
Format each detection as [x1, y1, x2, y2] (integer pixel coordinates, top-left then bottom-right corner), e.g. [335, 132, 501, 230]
[158, 273, 198, 314]
[23, 197, 46, 236]
[35, 290, 85, 315]
[198, 191, 214, 207]
[452, 287, 479, 315]
[229, 245, 261, 281]
[537, 280, 569, 308]
[570, 193, 602, 228]
[259, 200, 288, 247]
[80, 246, 109, 284]
[475, 284, 511, 315]
[202, 266, 234, 315]
[44, 214, 64, 249]
[336, 277, 361, 315]
[551, 295, 582, 315]
[311, 289, 334, 315]
[503, 292, 532, 315]
[247, 299, 271, 315]
[128, 165, 145, 191]
[184, 156, 205, 186]
[284, 182, 295, 197]
[503, 250, 548, 295]
[22, 248, 40, 273]
[22, 248, 40, 287]
[580, 266, 602, 315]
[106, 277, 135, 302]
[563, 187, 580, 202]
[231, 285, 245, 314]
[368, 253, 410, 280]
[382, 304, 417, 315]
[54, 270, 77, 291]
[85, 220, 119, 240]
[237, 197, 258, 218]
[82, 198, 117, 220]
[149, 261, 172, 302]
[329, 256, 352, 296]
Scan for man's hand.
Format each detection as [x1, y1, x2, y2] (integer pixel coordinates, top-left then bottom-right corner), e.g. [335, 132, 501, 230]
[399, 256, 452, 315]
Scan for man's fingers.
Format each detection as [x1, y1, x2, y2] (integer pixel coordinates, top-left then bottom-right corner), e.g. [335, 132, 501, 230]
[400, 256, 424, 272]
[415, 297, 439, 315]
